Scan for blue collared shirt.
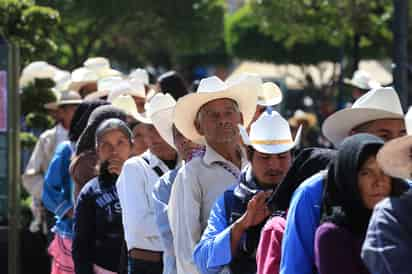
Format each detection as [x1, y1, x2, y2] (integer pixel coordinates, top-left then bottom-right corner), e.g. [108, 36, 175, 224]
[280, 171, 325, 274]
[42, 141, 74, 238]
[152, 168, 180, 274]
[193, 184, 235, 274]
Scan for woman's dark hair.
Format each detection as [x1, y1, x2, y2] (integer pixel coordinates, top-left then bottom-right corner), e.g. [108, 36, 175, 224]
[68, 100, 109, 143]
[157, 70, 189, 100]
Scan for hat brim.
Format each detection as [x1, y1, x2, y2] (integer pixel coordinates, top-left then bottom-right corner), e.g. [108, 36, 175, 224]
[151, 107, 175, 149]
[377, 136, 412, 179]
[57, 99, 83, 106]
[174, 79, 258, 144]
[343, 78, 369, 90]
[69, 80, 97, 92]
[322, 108, 403, 146]
[84, 90, 109, 101]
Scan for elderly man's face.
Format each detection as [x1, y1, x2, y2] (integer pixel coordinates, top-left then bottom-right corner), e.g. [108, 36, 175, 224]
[144, 124, 176, 160]
[195, 98, 243, 144]
[351, 118, 406, 142]
[251, 150, 292, 189]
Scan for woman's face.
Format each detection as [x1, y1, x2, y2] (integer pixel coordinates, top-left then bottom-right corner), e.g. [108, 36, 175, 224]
[357, 155, 392, 209]
[97, 129, 132, 174]
[132, 123, 148, 156]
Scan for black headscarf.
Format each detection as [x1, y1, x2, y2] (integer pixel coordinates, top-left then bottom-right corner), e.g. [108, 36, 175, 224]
[68, 100, 109, 143]
[75, 105, 127, 155]
[323, 133, 409, 236]
[267, 147, 337, 212]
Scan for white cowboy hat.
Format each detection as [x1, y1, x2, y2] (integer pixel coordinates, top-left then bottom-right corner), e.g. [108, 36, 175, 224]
[19, 61, 58, 88]
[258, 82, 283, 106]
[52, 69, 71, 93]
[69, 57, 122, 91]
[289, 109, 318, 128]
[107, 78, 146, 102]
[147, 93, 176, 149]
[111, 95, 152, 124]
[344, 70, 381, 90]
[84, 76, 123, 101]
[239, 110, 301, 154]
[322, 87, 404, 146]
[129, 68, 149, 85]
[44, 90, 82, 109]
[377, 107, 412, 179]
[174, 74, 261, 144]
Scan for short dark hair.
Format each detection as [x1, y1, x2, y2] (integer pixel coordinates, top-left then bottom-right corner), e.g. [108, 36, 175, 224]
[157, 71, 189, 100]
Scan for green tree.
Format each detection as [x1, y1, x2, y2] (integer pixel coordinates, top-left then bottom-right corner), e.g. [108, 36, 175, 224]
[0, 0, 60, 62]
[249, 0, 393, 71]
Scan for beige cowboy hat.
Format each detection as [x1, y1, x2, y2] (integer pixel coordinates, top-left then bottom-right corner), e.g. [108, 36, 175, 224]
[147, 93, 177, 149]
[84, 76, 123, 101]
[289, 109, 317, 128]
[344, 70, 381, 90]
[129, 68, 150, 85]
[69, 57, 122, 91]
[239, 110, 301, 154]
[111, 95, 152, 124]
[44, 90, 82, 110]
[174, 74, 261, 144]
[322, 87, 404, 146]
[19, 61, 59, 88]
[52, 69, 71, 93]
[107, 78, 146, 102]
[377, 107, 412, 179]
[258, 82, 283, 106]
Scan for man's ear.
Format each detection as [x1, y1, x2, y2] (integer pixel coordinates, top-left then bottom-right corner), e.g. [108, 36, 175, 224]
[194, 118, 204, 135]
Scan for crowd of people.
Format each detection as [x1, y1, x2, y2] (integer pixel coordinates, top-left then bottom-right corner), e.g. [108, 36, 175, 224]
[20, 57, 411, 274]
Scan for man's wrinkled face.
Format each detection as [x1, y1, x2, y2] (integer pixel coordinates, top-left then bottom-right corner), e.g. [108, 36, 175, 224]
[351, 118, 406, 142]
[195, 98, 243, 144]
[251, 150, 292, 189]
[144, 124, 176, 159]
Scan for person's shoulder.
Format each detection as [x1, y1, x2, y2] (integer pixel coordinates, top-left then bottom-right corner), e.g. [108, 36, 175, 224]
[294, 171, 325, 195]
[78, 177, 100, 198]
[55, 141, 72, 154]
[39, 126, 57, 139]
[316, 222, 351, 242]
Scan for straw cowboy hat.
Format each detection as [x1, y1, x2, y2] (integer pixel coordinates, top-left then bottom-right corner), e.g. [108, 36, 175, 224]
[111, 95, 151, 124]
[377, 107, 412, 179]
[257, 82, 283, 106]
[19, 61, 59, 88]
[239, 110, 301, 154]
[69, 57, 122, 91]
[147, 93, 176, 149]
[107, 78, 146, 102]
[344, 70, 381, 90]
[84, 76, 123, 101]
[44, 90, 82, 110]
[289, 109, 318, 128]
[174, 74, 261, 144]
[52, 69, 71, 93]
[129, 68, 150, 85]
[322, 87, 404, 146]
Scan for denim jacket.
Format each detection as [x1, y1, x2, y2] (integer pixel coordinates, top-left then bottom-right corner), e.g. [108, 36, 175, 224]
[42, 141, 74, 238]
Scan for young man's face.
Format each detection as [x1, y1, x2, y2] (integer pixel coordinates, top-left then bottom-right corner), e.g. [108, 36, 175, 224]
[251, 150, 292, 189]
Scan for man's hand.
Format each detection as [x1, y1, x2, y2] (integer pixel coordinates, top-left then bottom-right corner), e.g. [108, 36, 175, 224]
[236, 191, 271, 230]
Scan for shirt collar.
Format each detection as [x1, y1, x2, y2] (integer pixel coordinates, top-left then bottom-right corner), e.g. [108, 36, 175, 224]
[144, 150, 182, 170]
[203, 143, 248, 168]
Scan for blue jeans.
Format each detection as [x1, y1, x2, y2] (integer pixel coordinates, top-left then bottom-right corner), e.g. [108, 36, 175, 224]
[128, 257, 163, 274]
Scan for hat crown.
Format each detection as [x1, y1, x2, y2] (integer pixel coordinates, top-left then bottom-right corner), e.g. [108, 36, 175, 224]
[147, 93, 176, 118]
[97, 76, 122, 91]
[352, 87, 403, 115]
[250, 111, 293, 144]
[59, 90, 81, 101]
[129, 68, 149, 85]
[196, 76, 227, 93]
[129, 78, 146, 93]
[84, 57, 110, 70]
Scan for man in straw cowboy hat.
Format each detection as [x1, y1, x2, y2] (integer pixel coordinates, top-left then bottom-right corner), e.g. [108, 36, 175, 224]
[116, 94, 179, 274]
[193, 110, 300, 274]
[22, 89, 82, 234]
[361, 107, 412, 274]
[280, 86, 406, 274]
[167, 74, 261, 274]
[150, 93, 202, 274]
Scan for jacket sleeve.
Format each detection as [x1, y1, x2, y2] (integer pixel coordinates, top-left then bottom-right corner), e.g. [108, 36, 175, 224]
[72, 188, 96, 274]
[22, 135, 48, 200]
[116, 158, 159, 250]
[280, 182, 321, 274]
[193, 194, 232, 274]
[42, 143, 73, 218]
[361, 199, 412, 274]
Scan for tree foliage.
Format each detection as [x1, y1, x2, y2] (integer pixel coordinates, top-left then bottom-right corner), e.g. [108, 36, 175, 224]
[0, 0, 60, 62]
